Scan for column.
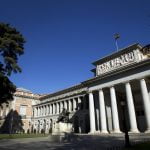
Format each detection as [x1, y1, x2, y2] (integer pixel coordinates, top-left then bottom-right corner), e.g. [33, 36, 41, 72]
[44, 106, 46, 116]
[47, 105, 50, 115]
[64, 101, 67, 109]
[50, 104, 52, 115]
[98, 89, 108, 133]
[110, 86, 121, 133]
[125, 82, 139, 133]
[140, 78, 150, 132]
[52, 104, 54, 114]
[36, 107, 38, 117]
[78, 97, 81, 110]
[39, 107, 41, 116]
[46, 105, 48, 115]
[60, 101, 63, 112]
[68, 99, 71, 112]
[38, 107, 40, 116]
[56, 103, 59, 114]
[41, 106, 44, 116]
[89, 92, 96, 133]
[54, 103, 56, 114]
[73, 98, 76, 111]
[34, 107, 37, 117]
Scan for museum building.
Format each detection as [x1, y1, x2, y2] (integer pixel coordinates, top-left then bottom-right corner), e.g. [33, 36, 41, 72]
[0, 43, 150, 134]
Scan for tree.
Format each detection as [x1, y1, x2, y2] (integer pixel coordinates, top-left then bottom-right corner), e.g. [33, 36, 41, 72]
[0, 23, 25, 104]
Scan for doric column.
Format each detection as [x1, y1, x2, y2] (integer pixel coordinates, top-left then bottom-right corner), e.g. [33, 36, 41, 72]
[110, 86, 121, 133]
[140, 78, 150, 132]
[40, 107, 42, 116]
[47, 105, 50, 115]
[45, 106, 47, 115]
[64, 101, 67, 110]
[46, 105, 48, 115]
[89, 92, 96, 133]
[54, 103, 56, 114]
[68, 99, 71, 112]
[73, 98, 76, 111]
[56, 103, 59, 114]
[60, 101, 63, 113]
[38, 107, 40, 117]
[78, 97, 81, 110]
[125, 82, 139, 133]
[35, 107, 37, 117]
[44, 106, 46, 115]
[52, 104, 54, 114]
[50, 104, 52, 115]
[98, 89, 108, 133]
[36, 107, 38, 117]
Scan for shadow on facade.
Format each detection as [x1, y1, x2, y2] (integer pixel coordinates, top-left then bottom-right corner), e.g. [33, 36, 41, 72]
[0, 109, 24, 134]
[68, 94, 90, 134]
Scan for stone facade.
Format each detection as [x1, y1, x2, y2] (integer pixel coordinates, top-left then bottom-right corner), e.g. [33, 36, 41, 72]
[0, 43, 150, 135]
[0, 88, 40, 133]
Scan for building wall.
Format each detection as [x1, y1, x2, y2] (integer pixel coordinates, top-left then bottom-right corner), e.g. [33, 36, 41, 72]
[0, 89, 40, 133]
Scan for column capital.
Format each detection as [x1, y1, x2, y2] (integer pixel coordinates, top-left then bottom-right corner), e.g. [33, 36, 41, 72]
[136, 77, 147, 81]
[88, 90, 93, 94]
[109, 85, 115, 89]
[97, 88, 103, 91]
[121, 80, 131, 84]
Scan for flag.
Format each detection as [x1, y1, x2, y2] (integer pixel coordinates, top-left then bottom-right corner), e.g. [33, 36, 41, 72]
[114, 33, 120, 40]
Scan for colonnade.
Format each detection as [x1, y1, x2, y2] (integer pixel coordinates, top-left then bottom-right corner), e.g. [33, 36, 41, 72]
[89, 78, 150, 134]
[34, 96, 84, 117]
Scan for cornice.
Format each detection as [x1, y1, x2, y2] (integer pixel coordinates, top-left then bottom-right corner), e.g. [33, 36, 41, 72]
[14, 94, 40, 100]
[82, 58, 150, 86]
[40, 83, 86, 100]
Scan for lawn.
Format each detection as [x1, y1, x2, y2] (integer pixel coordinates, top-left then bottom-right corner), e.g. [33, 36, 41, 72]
[0, 133, 49, 140]
[123, 142, 150, 150]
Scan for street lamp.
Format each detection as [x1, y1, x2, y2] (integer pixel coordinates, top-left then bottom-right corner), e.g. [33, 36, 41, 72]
[120, 100, 131, 148]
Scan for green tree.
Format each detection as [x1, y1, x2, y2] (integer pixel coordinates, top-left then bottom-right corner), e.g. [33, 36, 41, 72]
[0, 23, 25, 104]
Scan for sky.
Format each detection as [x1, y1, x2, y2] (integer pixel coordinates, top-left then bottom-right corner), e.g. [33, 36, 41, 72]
[0, 0, 150, 94]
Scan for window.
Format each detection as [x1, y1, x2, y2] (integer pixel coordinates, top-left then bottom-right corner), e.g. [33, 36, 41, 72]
[20, 105, 27, 116]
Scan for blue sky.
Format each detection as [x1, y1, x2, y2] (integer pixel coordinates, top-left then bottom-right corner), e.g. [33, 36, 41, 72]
[0, 0, 150, 94]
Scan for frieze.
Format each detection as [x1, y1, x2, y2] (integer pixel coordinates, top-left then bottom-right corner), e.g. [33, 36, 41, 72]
[141, 44, 150, 57]
[42, 87, 87, 103]
[96, 48, 149, 76]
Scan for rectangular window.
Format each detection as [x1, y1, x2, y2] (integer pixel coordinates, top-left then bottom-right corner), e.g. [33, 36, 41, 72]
[20, 105, 27, 116]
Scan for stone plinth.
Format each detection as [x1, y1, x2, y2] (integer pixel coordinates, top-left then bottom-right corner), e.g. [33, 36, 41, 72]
[52, 122, 72, 135]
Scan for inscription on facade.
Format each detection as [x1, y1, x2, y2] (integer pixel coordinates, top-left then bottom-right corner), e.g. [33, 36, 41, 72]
[96, 49, 149, 76]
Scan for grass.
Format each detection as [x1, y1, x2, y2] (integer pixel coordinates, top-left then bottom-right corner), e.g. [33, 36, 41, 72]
[0, 133, 49, 140]
[123, 142, 150, 150]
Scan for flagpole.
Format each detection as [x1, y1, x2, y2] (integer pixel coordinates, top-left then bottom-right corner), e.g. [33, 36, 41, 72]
[115, 39, 119, 51]
[114, 33, 120, 51]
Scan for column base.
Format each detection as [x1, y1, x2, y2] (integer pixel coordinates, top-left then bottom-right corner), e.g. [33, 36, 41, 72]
[88, 131, 100, 135]
[144, 129, 150, 133]
[129, 129, 140, 133]
[100, 130, 109, 134]
[111, 130, 122, 134]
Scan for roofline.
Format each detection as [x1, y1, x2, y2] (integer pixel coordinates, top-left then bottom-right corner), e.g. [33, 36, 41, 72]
[40, 83, 85, 100]
[92, 43, 142, 66]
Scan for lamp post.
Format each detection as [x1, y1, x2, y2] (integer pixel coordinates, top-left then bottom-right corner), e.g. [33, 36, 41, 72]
[120, 100, 131, 148]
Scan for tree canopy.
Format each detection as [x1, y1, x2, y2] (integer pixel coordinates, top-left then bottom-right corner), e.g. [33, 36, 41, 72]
[0, 23, 25, 104]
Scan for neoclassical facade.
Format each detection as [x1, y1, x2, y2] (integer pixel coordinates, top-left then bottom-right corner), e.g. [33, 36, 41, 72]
[0, 43, 150, 134]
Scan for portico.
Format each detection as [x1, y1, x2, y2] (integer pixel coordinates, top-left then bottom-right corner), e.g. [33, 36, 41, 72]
[85, 44, 150, 134]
